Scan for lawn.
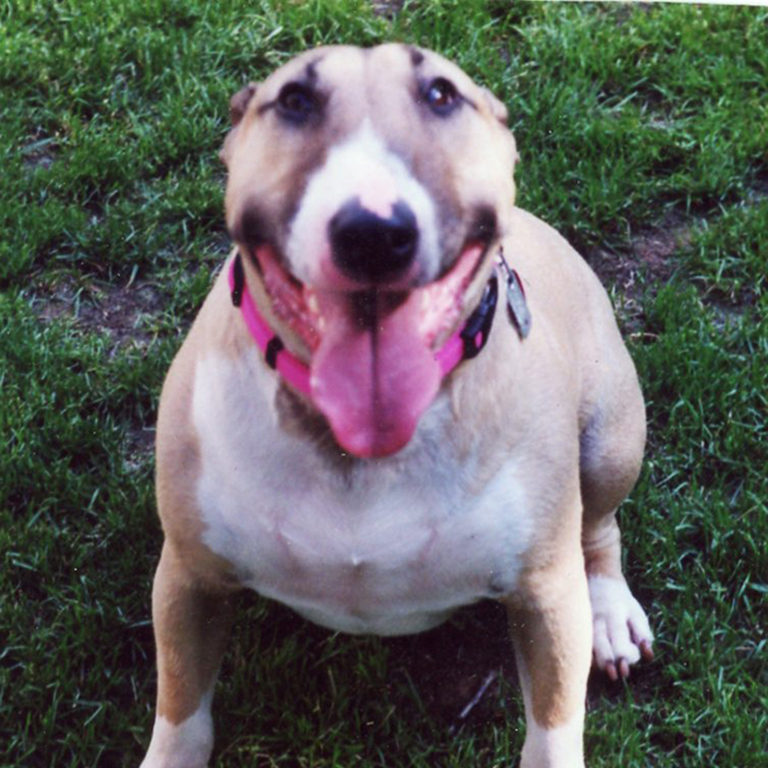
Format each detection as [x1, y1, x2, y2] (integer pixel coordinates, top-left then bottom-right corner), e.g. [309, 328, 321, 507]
[1, 1, 766, 766]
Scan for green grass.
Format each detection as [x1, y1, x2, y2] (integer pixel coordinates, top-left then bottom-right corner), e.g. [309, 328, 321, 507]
[1, 1, 766, 766]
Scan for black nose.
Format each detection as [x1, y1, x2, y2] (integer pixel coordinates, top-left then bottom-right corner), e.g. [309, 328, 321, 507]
[329, 199, 419, 284]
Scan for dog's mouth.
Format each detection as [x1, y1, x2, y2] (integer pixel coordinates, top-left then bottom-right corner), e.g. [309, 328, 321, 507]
[250, 238, 490, 458]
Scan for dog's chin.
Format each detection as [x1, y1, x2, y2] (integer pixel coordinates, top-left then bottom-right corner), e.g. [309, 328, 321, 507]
[248, 239, 490, 458]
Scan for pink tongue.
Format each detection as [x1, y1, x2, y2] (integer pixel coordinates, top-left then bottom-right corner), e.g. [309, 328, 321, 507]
[310, 293, 440, 458]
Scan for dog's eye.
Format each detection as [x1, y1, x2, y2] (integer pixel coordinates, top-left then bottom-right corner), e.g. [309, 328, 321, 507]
[276, 82, 319, 124]
[424, 77, 460, 115]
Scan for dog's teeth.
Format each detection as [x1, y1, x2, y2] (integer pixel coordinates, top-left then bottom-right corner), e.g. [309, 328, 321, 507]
[306, 291, 325, 331]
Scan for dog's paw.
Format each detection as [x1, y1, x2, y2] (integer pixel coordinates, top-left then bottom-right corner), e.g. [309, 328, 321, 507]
[588, 574, 654, 680]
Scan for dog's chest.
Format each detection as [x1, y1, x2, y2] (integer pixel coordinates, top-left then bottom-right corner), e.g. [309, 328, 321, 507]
[191, 353, 534, 635]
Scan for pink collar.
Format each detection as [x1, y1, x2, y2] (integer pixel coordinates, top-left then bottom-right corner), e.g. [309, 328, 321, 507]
[228, 252, 501, 397]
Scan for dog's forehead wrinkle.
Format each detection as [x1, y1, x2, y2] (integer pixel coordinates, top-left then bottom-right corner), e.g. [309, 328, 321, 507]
[408, 45, 425, 67]
[304, 57, 322, 82]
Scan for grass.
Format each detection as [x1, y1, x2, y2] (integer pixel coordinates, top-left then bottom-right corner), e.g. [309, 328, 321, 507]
[1, 1, 766, 766]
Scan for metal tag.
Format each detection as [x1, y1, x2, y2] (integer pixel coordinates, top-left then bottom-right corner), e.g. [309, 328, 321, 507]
[498, 249, 532, 340]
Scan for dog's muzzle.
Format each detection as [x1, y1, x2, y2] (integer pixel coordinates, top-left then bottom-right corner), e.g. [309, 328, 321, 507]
[229, 241, 517, 459]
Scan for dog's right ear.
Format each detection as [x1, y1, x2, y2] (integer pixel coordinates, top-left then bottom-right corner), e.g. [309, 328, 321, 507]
[220, 82, 259, 165]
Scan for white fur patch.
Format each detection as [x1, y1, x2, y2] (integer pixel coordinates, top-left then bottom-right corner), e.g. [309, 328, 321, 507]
[286, 123, 440, 287]
[521, 714, 585, 768]
[588, 574, 653, 670]
[139, 689, 214, 768]
[191, 351, 535, 636]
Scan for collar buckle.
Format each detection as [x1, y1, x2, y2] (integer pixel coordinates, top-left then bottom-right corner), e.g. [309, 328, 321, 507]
[459, 273, 499, 360]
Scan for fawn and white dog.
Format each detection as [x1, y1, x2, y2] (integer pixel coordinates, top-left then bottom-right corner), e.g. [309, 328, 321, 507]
[140, 44, 653, 768]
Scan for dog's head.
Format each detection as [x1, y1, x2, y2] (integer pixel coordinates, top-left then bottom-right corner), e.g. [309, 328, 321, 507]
[221, 44, 518, 458]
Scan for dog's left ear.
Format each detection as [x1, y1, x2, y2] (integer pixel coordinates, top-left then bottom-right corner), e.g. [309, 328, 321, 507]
[229, 82, 259, 125]
[220, 82, 259, 165]
[481, 87, 508, 126]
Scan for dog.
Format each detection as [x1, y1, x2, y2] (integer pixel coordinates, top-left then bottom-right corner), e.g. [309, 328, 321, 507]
[139, 44, 654, 768]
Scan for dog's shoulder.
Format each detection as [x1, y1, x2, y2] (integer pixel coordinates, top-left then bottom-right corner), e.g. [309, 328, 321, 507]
[505, 206, 631, 368]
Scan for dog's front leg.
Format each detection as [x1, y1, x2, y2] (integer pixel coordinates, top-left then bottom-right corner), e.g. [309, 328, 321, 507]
[140, 543, 236, 768]
[506, 551, 592, 768]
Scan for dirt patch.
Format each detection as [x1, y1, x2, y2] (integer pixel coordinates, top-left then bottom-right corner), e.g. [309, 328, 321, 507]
[123, 423, 156, 474]
[386, 602, 515, 729]
[385, 598, 644, 730]
[22, 136, 57, 172]
[586, 212, 694, 337]
[33, 275, 163, 468]
[35, 274, 163, 353]
[588, 212, 691, 293]
[369, 0, 404, 18]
